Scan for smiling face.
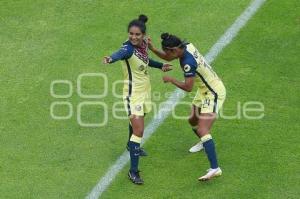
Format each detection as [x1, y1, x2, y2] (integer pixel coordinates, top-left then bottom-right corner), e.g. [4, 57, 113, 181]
[128, 26, 145, 47]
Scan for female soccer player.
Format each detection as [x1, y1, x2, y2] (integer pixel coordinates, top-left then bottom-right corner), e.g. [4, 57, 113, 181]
[148, 33, 226, 181]
[103, 15, 171, 185]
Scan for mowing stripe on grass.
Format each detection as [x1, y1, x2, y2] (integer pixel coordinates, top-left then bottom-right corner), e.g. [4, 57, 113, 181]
[86, 0, 266, 198]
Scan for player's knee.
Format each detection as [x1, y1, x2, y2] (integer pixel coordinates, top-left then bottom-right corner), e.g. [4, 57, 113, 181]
[197, 128, 209, 137]
[132, 127, 143, 137]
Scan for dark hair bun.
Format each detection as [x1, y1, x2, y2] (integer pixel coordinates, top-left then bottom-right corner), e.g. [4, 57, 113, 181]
[138, 14, 148, 23]
[161, 33, 170, 40]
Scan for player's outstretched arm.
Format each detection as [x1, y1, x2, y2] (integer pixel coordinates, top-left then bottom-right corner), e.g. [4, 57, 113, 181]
[148, 59, 172, 72]
[102, 44, 134, 65]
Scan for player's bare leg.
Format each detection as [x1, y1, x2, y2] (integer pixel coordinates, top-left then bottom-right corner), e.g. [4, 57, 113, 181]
[188, 105, 203, 153]
[197, 113, 222, 181]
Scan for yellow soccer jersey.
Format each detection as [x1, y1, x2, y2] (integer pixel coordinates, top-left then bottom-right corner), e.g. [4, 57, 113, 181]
[110, 40, 163, 97]
[110, 40, 163, 116]
[180, 43, 223, 92]
[121, 41, 150, 96]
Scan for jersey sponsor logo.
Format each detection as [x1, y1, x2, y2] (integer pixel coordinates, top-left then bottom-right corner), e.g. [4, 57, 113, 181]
[184, 64, 191, 72]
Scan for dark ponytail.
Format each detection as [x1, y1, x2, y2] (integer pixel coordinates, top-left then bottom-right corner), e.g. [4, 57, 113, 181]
[160, 32, 184, 49]
[161, 33, 170, 40]
[128, 14, 148, 33]
[138, 14, 148, 24]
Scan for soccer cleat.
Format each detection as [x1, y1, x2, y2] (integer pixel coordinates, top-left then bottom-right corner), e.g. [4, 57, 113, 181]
[126, 145, 148, 156]
[189, 141, 203, 153]
[128, 170, 144, 185]
[198, 167, 222, 181]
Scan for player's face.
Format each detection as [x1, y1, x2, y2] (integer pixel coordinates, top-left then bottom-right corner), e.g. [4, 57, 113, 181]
[163, 48, 180, 60]
[128, 26, 144, 47]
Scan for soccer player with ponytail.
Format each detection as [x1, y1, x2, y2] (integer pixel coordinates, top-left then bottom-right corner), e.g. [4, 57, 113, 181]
[149, 33, 226, 181]
[103, 15, 171, 184]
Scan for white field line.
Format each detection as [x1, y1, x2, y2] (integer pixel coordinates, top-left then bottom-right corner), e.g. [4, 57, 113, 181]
[86, 0, 266, 198]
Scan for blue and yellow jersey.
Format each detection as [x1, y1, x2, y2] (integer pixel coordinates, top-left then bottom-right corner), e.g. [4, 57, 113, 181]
[180, 43, 224, 93]
[110, 40, 163, 97]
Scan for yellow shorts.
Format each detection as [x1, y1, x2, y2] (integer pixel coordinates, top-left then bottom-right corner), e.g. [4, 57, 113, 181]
[123, 90, 152, 117]
[192, 83, 226, 114]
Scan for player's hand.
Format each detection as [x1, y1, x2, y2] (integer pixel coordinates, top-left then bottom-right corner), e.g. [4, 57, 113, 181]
[103, 56, 112, 64]
[161, 63, 172, 72]
[162, 76, 173, 83]
[147, 36, 154, 50]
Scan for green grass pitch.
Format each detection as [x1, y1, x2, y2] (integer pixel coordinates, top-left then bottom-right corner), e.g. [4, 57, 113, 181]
[1, 0, 299, 198]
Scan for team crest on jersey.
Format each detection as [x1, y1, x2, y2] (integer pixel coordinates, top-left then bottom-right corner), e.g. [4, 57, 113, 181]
[138, 65, 145, 71]
[135, 105, 142, 111]
[184, 65, 191, 72]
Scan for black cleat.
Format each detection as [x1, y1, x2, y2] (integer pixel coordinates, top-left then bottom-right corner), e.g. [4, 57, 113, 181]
[126, 145, 148, 157]
[128, 170, 144, 185]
